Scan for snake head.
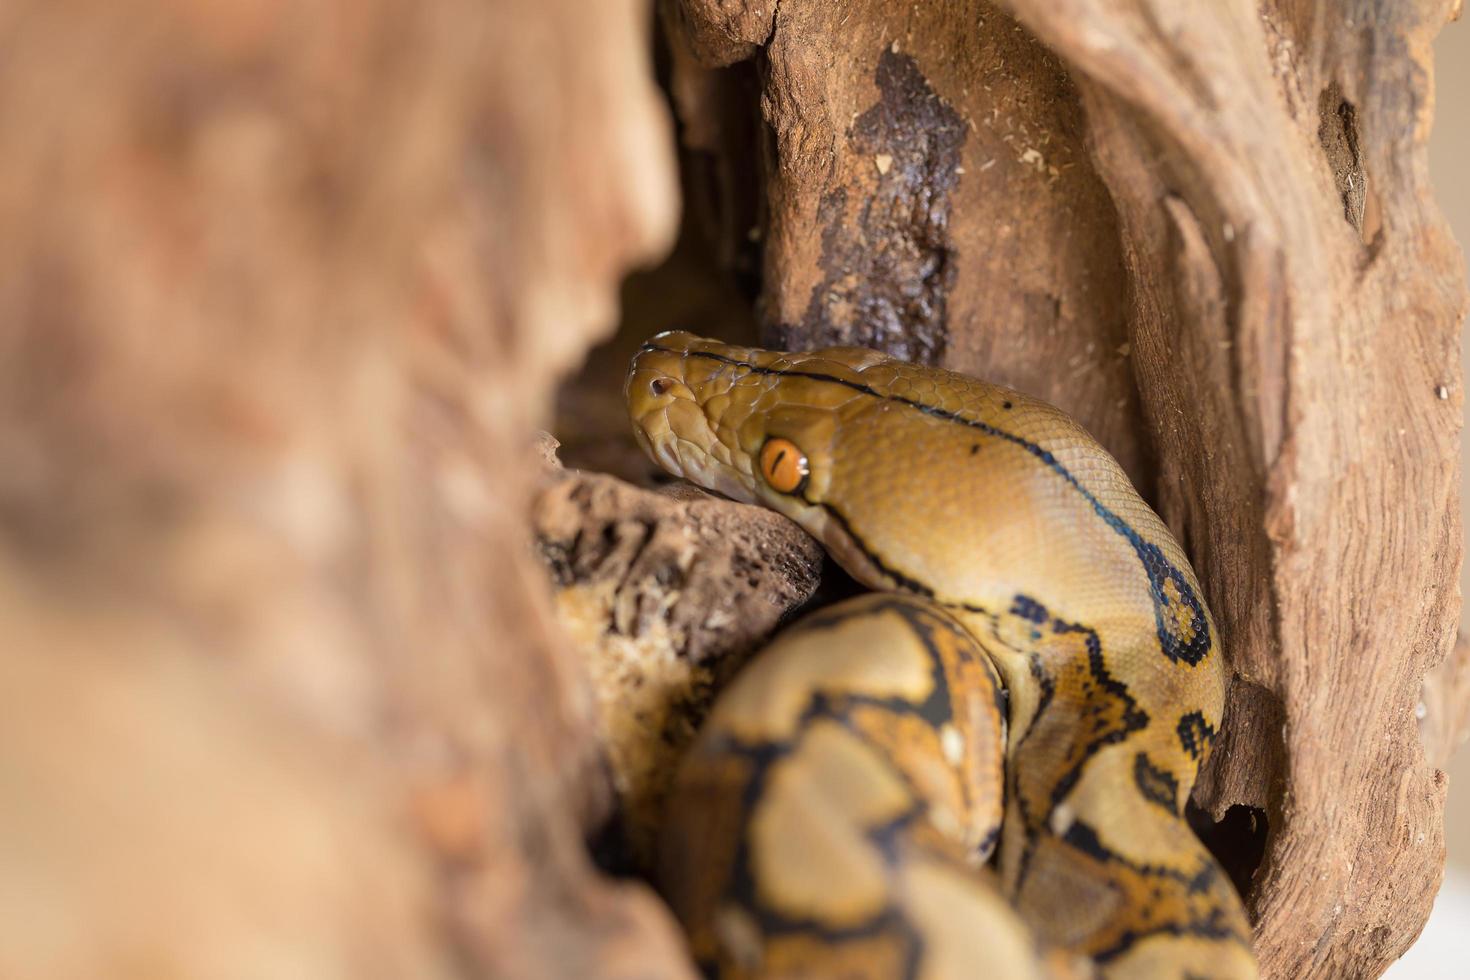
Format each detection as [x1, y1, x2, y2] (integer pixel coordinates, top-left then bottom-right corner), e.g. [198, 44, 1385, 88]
[625, 330, 853, 524]
[627, 331, 926, 598]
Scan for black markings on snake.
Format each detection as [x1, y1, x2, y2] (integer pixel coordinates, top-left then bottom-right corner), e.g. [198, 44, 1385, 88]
[987, 595, 1149, 890]
[1011, 595, 1048, 625]
[817, 502, 938, 599]
[719, 699, 925, 977]
[709, 598, 1004, 979]
[1177, 711, 1217, 761]
[1063, 821, 1223, 896]
[1045, 602, 1150, 808]
[1133, 752, 1181, 813]
[1061, 821, 1252, 961]
[1005, 651, 1056, 888]
[646, 344, 1214, 668]
[1094, 916, 1250, 964]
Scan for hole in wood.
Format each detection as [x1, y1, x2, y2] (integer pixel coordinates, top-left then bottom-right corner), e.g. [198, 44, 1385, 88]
[1188, 800, 1270, 899]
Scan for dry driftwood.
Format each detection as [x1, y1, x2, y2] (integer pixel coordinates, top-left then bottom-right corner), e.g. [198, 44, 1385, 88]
[661, 0, 1470, 977]
[533, 469, 823, 859]
[0, 0, 692, 976]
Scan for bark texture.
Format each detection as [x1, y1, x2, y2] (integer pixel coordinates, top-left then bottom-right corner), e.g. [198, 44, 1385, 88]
[533, 470, 823, 859]
[0, 1, 691, 977]
[662, 0, 1470, 977]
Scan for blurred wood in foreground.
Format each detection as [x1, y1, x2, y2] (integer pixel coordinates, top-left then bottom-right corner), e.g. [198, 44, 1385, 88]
[0, 0, 688, 976]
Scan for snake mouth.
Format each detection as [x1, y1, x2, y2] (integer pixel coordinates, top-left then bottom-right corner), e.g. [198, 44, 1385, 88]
[625, 333, 759, 504]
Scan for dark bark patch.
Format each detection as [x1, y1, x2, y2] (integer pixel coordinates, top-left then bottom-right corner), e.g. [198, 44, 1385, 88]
[1317, 82, 1369, 234]
[773, 50, 966, 364]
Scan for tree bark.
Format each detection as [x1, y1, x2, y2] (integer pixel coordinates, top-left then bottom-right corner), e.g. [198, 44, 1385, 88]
[663, 0, 1469, 977]
[532, 468, 824, 861]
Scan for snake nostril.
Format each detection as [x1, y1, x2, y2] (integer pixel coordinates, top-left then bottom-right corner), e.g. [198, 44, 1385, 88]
[650, 378, 672, 396]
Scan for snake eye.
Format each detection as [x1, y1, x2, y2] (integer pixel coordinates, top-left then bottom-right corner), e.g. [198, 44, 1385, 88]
[649, 378, 672, 396]
[759, 437, 809, 495]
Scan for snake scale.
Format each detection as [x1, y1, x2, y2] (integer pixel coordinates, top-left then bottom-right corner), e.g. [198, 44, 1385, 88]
[626, 332, 1255, 979]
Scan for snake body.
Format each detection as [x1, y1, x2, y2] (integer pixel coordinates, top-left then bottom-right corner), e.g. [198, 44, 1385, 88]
[627, 332, 1255, 979]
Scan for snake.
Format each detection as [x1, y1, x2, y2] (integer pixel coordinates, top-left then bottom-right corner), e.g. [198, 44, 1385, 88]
[625, 331, 1256, 979]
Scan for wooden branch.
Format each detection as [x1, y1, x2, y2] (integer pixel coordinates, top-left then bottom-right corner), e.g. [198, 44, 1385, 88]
[533, 469, 823, 859]
[666, 0, 1469, 976]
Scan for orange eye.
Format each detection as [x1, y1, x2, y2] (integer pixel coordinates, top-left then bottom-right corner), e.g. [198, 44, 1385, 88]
[759, 437, 809, 494]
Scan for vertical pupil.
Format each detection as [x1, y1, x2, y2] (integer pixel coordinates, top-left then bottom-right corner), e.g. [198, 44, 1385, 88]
[761, 439, 805, 492]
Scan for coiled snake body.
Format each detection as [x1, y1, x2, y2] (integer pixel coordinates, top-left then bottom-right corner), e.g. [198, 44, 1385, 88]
[626, 332, 1255, 979]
